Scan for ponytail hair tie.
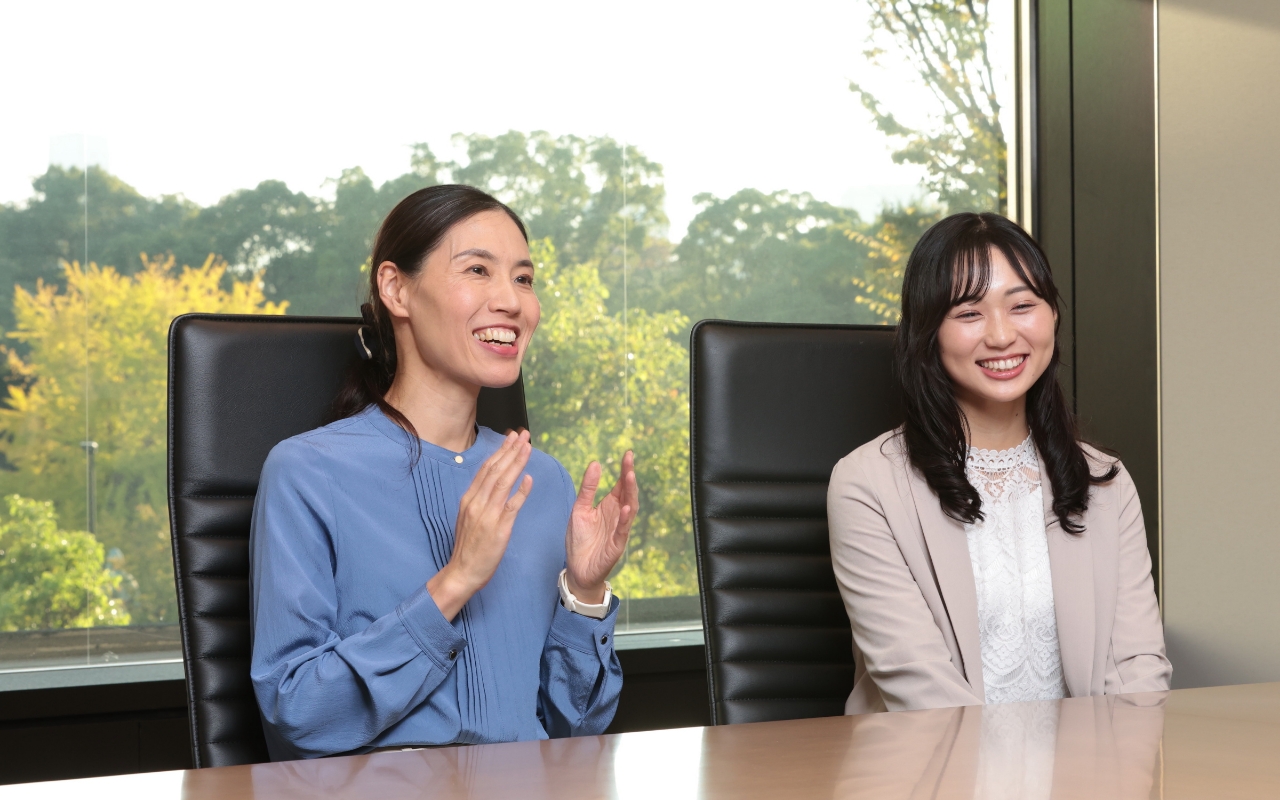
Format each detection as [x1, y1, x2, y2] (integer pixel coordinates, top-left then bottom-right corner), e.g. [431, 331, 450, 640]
[355, 327, 375, 360]
[355, 302, 379, 361]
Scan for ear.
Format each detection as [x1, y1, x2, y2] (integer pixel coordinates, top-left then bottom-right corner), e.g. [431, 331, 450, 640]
[377, 261, 410, 320]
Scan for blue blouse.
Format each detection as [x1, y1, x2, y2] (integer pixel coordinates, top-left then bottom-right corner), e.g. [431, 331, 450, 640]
[249, 405, 622, 761]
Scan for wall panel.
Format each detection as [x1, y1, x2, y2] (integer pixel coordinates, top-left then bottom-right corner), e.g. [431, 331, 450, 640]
[1158, 0, 1280, 688]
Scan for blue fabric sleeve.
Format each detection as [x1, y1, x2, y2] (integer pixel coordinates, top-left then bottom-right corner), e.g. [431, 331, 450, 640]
[538, 596, 623, 737]
[535, 462, 623, 737]
[250, 441, 467, 759]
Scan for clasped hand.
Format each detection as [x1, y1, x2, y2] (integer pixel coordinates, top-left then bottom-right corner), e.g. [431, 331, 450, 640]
[427, 430, 638, 620]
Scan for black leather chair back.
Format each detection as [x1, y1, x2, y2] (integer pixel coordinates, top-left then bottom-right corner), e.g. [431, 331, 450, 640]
[690, 320, 902, 725]
[167, 313, 528, 767]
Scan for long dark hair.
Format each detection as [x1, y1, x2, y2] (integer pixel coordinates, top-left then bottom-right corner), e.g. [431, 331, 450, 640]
[894, 212, 1116, 534]
[328, 184, 528, 436]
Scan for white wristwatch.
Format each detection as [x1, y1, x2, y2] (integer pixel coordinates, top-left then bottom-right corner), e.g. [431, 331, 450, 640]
[558, 569, 612, 619]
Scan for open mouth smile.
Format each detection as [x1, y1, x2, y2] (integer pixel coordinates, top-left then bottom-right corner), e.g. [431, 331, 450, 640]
[473, 326, 520, 354]
[976, 354, 1028, 380]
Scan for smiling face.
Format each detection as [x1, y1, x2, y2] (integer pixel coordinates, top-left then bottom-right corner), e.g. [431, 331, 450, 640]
[936, 248, 1057, 419]
[379, 209, 540, 393]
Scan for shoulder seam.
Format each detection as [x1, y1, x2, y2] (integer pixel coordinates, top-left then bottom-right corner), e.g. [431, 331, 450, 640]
[292, 415, 365, 441]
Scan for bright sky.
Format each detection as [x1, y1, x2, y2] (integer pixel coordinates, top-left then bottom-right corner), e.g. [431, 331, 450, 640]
[0, 0, 1013, 238]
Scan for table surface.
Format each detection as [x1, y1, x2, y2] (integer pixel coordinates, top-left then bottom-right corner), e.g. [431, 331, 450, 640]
[4, 681, 1280, 799]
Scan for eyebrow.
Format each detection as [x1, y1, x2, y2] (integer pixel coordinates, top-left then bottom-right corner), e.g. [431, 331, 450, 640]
[453, 248, 535, 269]
[954, 284, 1034, 306]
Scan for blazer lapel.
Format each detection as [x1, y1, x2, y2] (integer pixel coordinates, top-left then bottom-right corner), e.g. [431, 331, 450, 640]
[906, 472, 985, 700]
[1040, 451, 1095, 697]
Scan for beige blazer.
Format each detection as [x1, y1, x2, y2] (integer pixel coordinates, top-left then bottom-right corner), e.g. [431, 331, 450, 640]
[827, 430, 1171, 714]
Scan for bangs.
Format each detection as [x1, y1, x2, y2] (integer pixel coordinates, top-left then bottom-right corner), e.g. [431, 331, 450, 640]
[947, 237, 1049, 307]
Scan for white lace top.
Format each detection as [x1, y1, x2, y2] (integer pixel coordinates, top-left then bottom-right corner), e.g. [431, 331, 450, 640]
[965, 435, 1067, 705]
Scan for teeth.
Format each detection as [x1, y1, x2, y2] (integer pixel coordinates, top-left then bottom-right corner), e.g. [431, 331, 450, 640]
[978, 355, 1026, 372]
[474, 327, 517, 345]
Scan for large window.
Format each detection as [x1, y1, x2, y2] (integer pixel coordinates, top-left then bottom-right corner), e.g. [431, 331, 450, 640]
[0, 0, 1023, 684]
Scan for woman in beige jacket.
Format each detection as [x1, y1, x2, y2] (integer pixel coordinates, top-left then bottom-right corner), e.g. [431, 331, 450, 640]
[828, 213, 1170, 715]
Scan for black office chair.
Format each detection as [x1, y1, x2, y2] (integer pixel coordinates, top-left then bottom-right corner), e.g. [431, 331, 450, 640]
[167, 313, 528, 768]
[690, 319, 902, 725]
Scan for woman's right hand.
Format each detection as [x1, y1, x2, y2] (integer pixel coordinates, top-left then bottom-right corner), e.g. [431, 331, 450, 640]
[427, 430, 534, 621]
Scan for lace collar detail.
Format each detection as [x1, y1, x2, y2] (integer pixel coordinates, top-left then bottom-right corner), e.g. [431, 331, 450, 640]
[967, 434, 1037, 473]
[966, 434, 1040, 505]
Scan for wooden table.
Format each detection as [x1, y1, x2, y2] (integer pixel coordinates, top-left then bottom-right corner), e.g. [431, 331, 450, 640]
[4, 682, 1279, 799]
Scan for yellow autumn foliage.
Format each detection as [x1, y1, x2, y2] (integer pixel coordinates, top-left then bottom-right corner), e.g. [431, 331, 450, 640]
[0, 255, 284, 624]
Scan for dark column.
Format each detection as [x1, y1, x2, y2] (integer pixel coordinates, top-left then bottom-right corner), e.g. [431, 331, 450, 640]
[1036, 0, 1160, 584]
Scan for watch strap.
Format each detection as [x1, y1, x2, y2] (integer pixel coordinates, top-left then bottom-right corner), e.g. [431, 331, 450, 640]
[558, 568, 611, 619]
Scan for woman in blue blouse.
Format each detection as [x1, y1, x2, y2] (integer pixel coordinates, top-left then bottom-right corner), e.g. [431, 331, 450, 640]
[249, 185, 638, 761]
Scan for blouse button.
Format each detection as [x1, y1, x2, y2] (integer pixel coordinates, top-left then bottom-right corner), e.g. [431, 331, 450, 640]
[454, 455, 464, 464]
[448, 649, 457, 660]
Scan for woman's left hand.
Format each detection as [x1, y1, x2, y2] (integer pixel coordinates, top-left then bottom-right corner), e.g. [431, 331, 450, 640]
[565, 451, 639, 604]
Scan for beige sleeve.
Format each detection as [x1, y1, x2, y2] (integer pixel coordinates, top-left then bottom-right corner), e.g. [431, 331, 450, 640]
[1105, 463, 1173, 694]
[828, 453, 983, 712]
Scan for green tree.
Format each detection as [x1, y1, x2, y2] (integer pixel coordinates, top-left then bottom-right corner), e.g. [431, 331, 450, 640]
[206, 133, 672, 319]
[0, 136, 673, 324]
[842, 202, 947, 323]
[0, 167, 204, 328]
[451, 131, 667, 264]
[0, 256, 285, 623]
[849, 0, 1008, 213]
[522, 241, 694, 597]
[235, 166, 440, 314]
[2, 129, 947, 611]
[0, 494, 129, 631]
[635, 188, 892, 335]
[0, 166, 417, 322]
[450, 131, 669, 311]
[187, 180, 325, 282]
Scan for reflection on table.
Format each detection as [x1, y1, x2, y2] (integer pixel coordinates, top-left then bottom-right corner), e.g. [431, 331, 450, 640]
[4, 682, 1280, 798]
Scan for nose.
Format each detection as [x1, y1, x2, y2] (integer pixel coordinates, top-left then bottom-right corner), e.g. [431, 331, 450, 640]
[986, 310, 1017, 349]
[489, 273, 521, 315]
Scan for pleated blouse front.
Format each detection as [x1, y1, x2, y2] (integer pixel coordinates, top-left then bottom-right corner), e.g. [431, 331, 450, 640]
[249, 406, 622, 761]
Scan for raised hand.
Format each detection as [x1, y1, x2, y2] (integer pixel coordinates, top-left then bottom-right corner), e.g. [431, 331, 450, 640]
[427, 430, 533, 621]
[565, 451, 639, 604]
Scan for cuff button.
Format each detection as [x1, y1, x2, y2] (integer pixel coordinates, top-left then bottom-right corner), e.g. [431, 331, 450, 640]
[600, 635, 608, 645]
[448, 649, 457, 660]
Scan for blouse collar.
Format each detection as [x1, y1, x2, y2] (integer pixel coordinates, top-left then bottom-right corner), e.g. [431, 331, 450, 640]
[966, 434, 1037, 473]
[361, 404, 503, 467]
